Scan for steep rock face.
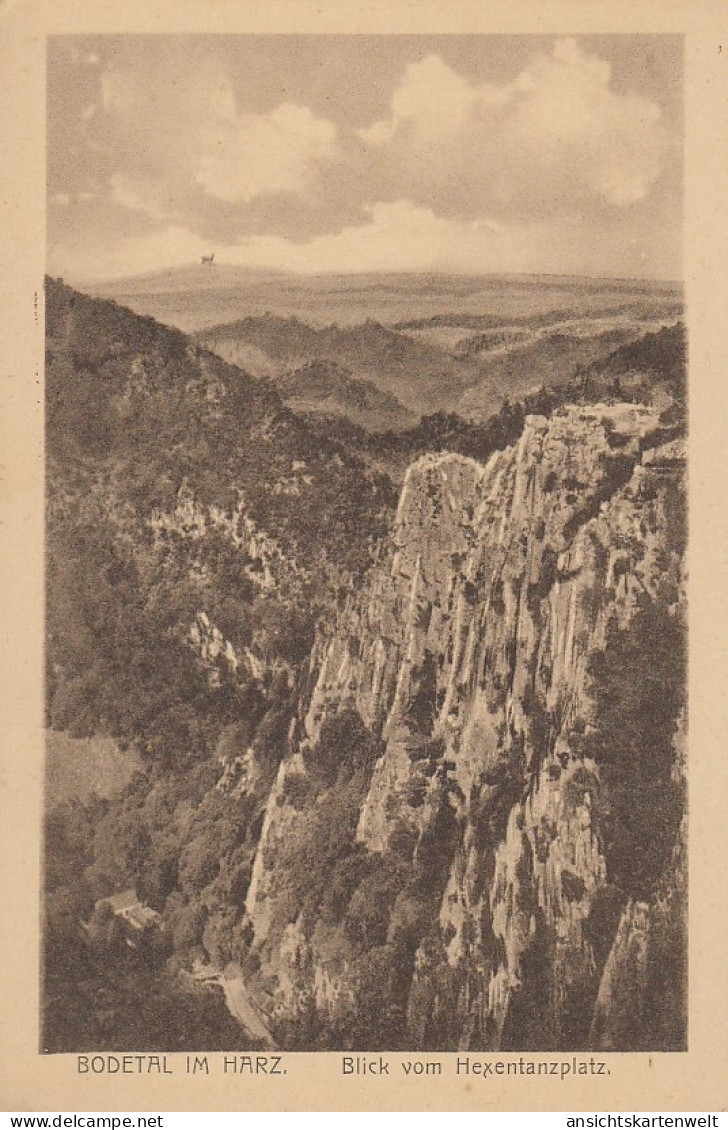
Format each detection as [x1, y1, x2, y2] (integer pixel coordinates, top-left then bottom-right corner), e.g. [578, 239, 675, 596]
[244, 404, 686, 1050]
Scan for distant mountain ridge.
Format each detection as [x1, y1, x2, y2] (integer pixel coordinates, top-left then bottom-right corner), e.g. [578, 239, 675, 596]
[196, 314, 478, 418]
[198, 304, 682, 426]
[273, 359, 416, 431]
[86, 267, 681, 337]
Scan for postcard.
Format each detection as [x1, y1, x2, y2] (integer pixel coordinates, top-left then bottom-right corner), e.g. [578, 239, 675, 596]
[1, 0, 727, 1113]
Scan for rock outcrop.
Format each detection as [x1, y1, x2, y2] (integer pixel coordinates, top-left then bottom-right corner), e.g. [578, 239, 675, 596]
[242, 404, 686, 1051]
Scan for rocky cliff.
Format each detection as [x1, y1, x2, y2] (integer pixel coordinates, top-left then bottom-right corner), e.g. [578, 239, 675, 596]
[236, 401, 686, 1051]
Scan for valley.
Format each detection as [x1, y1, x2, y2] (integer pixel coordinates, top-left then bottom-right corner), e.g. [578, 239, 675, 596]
[43, 271, 686, 1054]
[87, 268, 680, 425]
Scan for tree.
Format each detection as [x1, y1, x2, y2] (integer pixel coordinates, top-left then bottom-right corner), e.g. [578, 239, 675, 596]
[583, 598, 685, 898]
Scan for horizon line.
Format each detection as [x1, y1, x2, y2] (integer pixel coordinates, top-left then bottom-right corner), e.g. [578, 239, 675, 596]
[55, 264, 684, 290]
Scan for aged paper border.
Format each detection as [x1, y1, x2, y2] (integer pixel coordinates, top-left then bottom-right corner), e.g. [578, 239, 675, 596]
[1, 0, 727, 1112]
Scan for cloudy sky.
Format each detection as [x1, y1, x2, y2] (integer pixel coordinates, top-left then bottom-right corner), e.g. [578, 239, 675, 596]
[47, 35, 683, 282]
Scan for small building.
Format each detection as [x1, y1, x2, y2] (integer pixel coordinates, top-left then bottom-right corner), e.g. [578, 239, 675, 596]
[95, 889, 161, 933]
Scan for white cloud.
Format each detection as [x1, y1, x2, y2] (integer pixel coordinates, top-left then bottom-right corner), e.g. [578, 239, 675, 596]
[51, 39, 680, 281]
[361, 53, 508, 148]
[50, 196, 678, 283]
[231, 201, 509, 273]
[49, 225, 209, 282]
[359, 39, 670, 215]
[196, 101, 337, 204]
[109, 173, 171, 220]
[98, 61, 338, 209]
[50, 205, 510, 280]
[92, 39, 671, 230]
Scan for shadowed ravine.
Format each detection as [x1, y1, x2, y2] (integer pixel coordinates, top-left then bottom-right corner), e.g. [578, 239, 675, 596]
[42, 279, 686, 1054]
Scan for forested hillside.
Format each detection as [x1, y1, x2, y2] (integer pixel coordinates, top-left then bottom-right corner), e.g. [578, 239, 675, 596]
[46, 278, 397, 761]
[44, 278, 396, 1049]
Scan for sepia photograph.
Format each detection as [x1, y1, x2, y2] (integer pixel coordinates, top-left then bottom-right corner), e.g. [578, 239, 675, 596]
[40, 32, 689, 1058]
